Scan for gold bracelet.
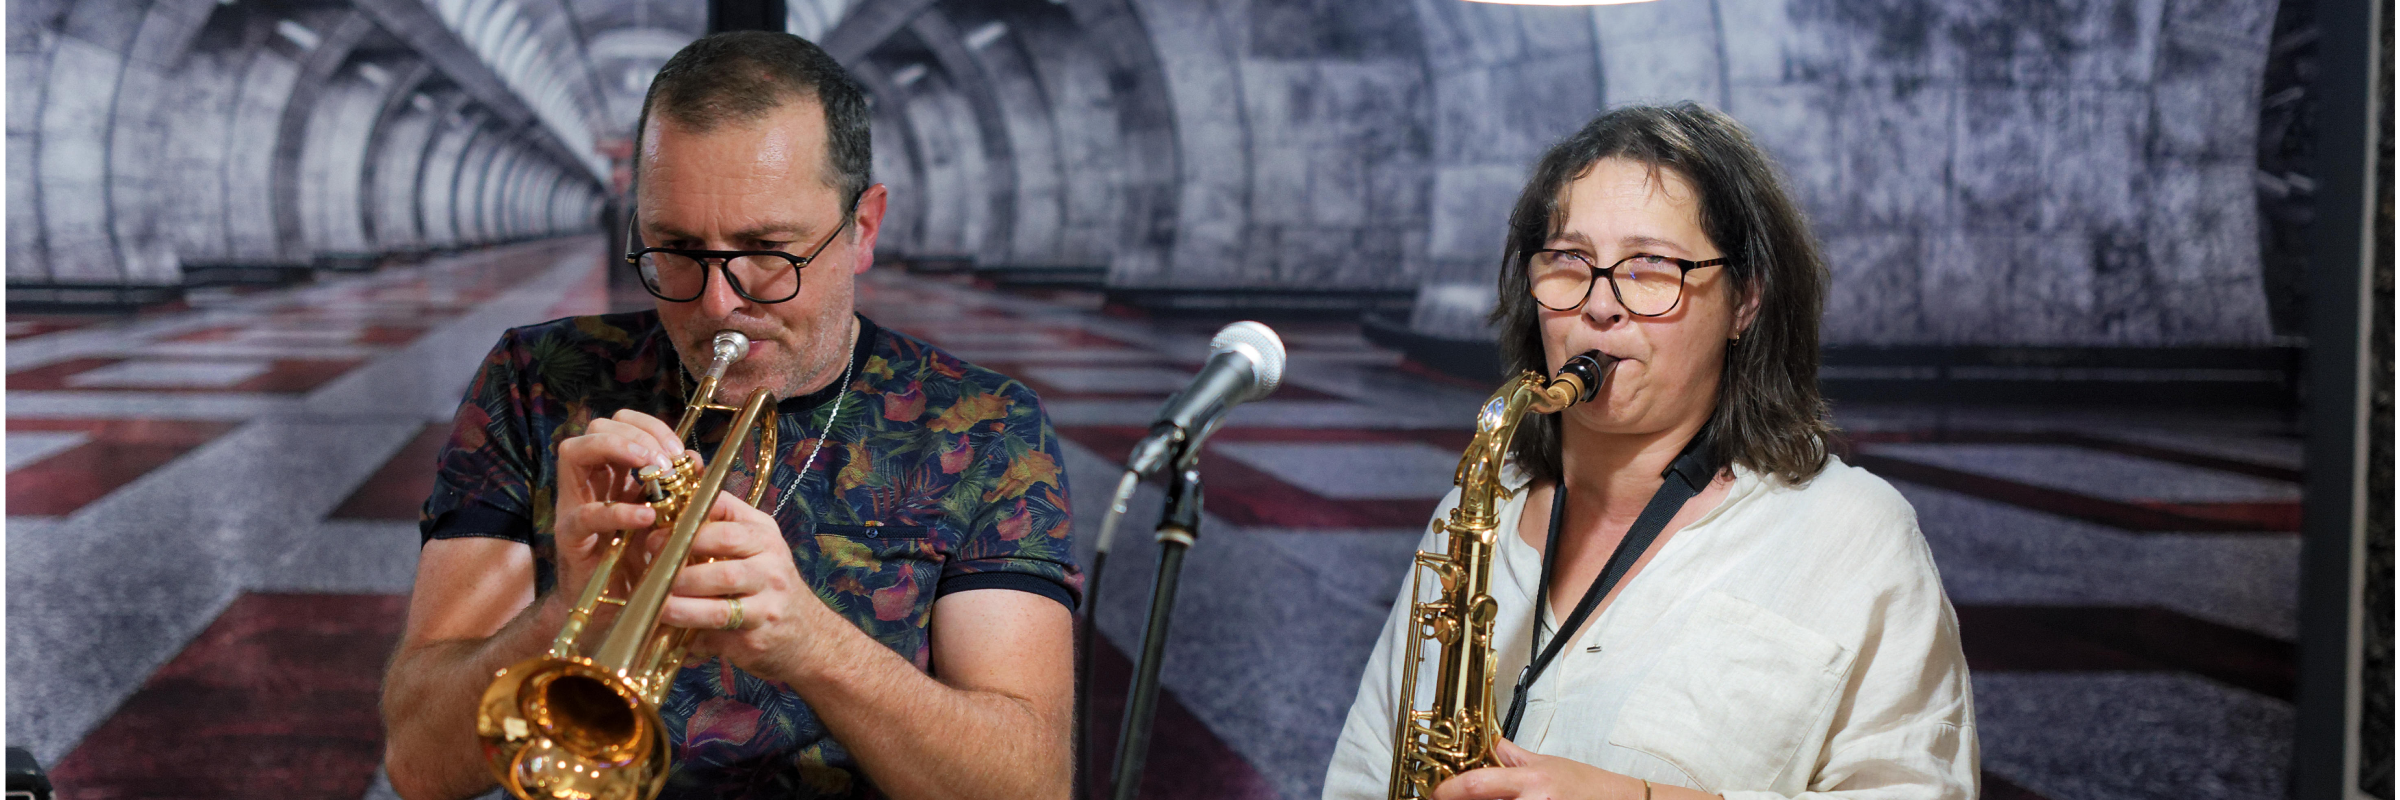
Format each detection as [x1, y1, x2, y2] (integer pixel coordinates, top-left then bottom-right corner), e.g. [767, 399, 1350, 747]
[1641, 778, 1652, 800]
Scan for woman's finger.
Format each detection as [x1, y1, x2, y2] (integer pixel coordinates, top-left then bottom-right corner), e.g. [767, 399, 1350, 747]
[1430, 767, 1529, 800]
[1492, 738, 1536, 768]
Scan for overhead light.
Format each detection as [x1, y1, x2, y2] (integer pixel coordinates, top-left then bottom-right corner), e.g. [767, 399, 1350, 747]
[275, 19, 321, 51]
[963, 21, 1008, 51]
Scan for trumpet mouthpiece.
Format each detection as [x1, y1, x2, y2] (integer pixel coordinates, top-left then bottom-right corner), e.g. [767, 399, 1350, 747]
[702, 332, 750, 385]
[711, 331, 750, 364]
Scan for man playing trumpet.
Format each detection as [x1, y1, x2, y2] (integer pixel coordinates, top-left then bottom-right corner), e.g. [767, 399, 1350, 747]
[381, 32, 1079, 800]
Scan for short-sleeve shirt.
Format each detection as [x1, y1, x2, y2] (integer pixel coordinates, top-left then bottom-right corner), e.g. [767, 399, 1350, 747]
[423, 310, 1080, 800]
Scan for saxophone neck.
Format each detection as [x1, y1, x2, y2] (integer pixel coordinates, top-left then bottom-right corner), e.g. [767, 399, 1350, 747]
[1451, 351, 1614, 525]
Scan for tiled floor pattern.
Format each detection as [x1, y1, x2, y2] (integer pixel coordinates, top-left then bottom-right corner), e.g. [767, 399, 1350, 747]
[5, 248, 2307, 800]
[47, 593, 406, 800]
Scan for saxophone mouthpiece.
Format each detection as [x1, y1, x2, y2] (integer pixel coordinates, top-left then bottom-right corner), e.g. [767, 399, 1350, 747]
[1551, 350, 1616, 406]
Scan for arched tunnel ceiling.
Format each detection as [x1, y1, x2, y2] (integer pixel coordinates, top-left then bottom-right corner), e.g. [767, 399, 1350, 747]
[817, 0, 2293, 347]
[416, 0, 855, 149]
[5, 0, 2298, 348]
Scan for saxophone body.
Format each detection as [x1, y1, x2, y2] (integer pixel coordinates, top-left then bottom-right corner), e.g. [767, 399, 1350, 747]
[1387, 350, 1610, 799]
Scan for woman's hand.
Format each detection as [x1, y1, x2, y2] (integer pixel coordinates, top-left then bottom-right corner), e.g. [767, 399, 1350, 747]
[1431, 739, 1648, 800]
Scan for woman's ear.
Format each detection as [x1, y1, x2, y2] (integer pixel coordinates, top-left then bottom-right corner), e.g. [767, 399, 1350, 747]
[1731, 275, 1763, 340]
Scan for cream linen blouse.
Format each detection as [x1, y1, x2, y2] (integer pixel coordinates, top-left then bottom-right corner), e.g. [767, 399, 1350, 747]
[1322, 456, 1977, 799]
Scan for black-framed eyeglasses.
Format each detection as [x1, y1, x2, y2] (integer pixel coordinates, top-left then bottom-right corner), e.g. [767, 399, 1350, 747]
[1527, 249, 1730, 317]
[624, 212, 853, 304]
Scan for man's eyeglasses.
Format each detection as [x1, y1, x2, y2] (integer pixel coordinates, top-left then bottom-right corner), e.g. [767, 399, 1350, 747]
[624, 213, 853, 304]
[1527, 249, 1730, 317]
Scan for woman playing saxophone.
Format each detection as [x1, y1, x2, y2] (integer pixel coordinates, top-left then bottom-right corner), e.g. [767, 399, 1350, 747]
[1323, 104, 1976, 800]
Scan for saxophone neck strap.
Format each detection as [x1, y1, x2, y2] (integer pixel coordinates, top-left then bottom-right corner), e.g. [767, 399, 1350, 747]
[1501, 435, 1716, 740]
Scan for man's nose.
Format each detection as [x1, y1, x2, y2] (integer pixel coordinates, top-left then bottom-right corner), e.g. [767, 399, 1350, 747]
[695, 260, 750, 317]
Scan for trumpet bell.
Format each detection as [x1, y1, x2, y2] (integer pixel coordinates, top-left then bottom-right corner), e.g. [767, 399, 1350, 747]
[479, 655, 671, 800]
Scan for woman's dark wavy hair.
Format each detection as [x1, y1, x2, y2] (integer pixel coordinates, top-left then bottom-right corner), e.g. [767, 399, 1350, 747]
[1493, 103, 1834, 486]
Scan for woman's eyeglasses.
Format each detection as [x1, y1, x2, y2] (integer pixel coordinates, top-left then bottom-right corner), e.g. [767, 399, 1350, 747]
[1527, 250, 1729, 317]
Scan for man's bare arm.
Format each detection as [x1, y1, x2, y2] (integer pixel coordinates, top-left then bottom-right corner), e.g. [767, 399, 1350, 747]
[645, 487, 1075, 799]
[383, 413, 680, 799]
[380, 537, 557, 800]
[801, 588, 1075, 800]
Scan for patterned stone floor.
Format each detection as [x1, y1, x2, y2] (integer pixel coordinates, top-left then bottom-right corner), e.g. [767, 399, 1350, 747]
[5, 236, 2303, 800]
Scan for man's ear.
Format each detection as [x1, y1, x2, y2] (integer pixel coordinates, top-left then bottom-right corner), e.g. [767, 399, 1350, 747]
[850, 183, 889, 275]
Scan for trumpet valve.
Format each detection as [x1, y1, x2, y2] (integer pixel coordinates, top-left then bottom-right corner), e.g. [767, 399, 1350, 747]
[637, 465, 670, 503]
[639, 456, 698, 519]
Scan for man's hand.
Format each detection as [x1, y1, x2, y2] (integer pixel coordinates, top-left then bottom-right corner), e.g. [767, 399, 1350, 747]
[656, 488, 839, 682]
[383, 409, 689, 800]
[1433, 739, 1648, 800]
[554, 409, 685, 601]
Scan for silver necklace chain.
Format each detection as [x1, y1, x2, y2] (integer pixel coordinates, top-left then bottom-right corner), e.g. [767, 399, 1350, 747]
[770, 351, 855, 522]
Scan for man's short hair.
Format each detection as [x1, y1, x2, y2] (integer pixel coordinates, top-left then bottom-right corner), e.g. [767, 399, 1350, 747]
[1492, 103, 1835, 486]
[635, 31, 872, 211]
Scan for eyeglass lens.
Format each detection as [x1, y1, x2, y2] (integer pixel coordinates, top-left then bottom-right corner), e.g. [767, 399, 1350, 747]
[637, 253, 802, 302]
[1528, 251, 1686, 316]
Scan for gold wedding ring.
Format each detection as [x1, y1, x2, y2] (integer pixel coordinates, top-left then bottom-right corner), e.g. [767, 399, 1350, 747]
[721, 596, 746, 631]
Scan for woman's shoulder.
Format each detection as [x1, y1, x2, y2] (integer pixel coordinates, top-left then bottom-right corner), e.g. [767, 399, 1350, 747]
[1733, 455, 1936, 579]
[1749, 454, 1917, 529]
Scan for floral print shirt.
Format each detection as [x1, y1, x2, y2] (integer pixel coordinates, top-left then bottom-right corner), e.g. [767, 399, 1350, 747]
[423, 310, 1079, 799]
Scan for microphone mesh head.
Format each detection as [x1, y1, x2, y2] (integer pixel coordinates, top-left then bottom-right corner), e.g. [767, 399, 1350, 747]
[1209, 321, 1286, 402]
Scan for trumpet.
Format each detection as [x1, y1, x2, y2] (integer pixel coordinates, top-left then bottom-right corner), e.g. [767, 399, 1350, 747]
[1387, 350, 1610, 799]
[476, 331, 779, 800]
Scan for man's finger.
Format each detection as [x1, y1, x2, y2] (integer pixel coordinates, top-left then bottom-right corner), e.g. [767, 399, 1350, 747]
[608, 408, 683, 456]
[701, 490, 775, 525]
[671, 559, 760, 599]
[559, 430, 672, 477]
[585, 417, 673, 457]
[688, 518, 776, 561]
[565, 500, 656, 537]
[659, 594, 751, 631]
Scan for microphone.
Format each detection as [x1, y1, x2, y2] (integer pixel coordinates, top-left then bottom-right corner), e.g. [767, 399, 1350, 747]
[1123, 321, 1286, 478]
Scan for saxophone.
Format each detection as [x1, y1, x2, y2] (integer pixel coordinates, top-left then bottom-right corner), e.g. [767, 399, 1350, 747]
[1387, 350, 1611, 799]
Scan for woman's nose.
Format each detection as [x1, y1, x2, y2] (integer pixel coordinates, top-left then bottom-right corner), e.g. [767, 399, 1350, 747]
[1581, 277, 1627, 326]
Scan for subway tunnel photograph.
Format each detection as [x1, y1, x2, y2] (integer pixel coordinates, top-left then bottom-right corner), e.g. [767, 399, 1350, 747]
[3, 0, 2391, 799]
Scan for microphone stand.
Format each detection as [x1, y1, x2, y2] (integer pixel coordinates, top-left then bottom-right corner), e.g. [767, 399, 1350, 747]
[1076, 470, 1140, 799]
[1107, 452, 1205, 800]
